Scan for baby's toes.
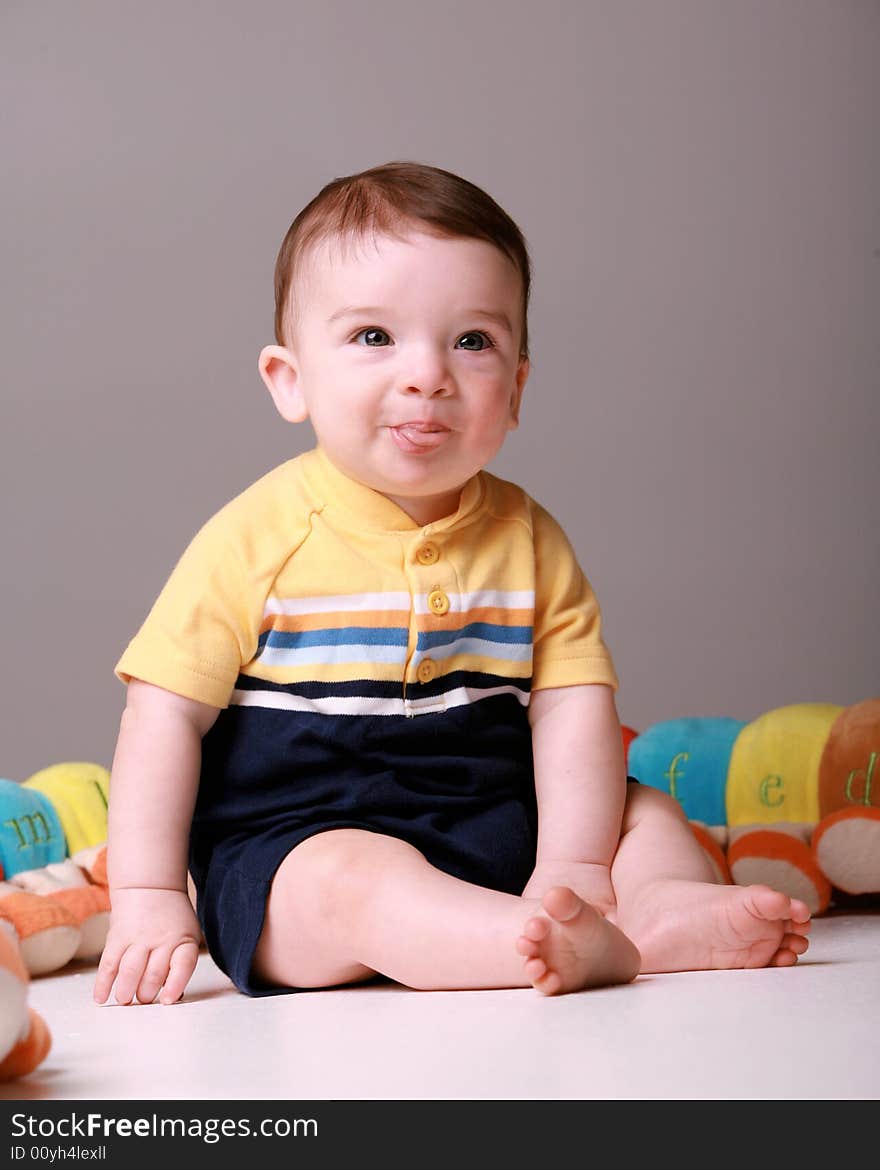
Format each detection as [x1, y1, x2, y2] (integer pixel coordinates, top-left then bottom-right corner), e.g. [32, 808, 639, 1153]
[788, 897, 812, 925]
[768, 948, 798, 967]
[787, 908, 812, 934]
[516, 934, 541, 958]
[783, 932, 809, 955]
[524, 956, 548, 982]
[748, 885, 792, 922]
[767, 950, 800, 968]
[768, 933, 809, 967]
[521, 913, 552, 943]
[542, 885, 584, 923]
[525, 958, 562, 996]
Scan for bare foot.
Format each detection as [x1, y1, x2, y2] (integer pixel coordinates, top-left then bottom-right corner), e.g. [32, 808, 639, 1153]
[515, 886, 641, 995]
[617, 880, 812, 974]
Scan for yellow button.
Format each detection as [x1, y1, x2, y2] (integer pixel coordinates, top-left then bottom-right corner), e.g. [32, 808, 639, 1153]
[417, 659, 438, 683]
[428, 589, 450, 616]
[416, 542, 440, 566]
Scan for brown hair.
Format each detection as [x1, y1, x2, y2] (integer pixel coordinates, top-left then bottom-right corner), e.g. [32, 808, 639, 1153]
[272, 161, 531, 358]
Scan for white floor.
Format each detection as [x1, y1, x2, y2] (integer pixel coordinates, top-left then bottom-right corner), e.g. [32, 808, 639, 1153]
[3, 912, 877, 1101]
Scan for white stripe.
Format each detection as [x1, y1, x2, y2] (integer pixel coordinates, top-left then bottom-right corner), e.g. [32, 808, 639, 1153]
[405, 684, 530, 712]
[257, 644, 407, 667]
[414, 589, 535, 615]
[230, 683, 529, 717]
[265, 592, 412, 617]
[232, 688, 407, 716]
[265, 589, 535, 619]
[417, 638, 532, 664]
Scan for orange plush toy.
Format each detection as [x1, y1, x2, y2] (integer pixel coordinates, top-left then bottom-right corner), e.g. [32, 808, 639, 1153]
[0, 920, 51, 1080]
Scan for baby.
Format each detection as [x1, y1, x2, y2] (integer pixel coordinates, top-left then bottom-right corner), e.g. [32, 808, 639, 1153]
[94, 161, 810, 1005]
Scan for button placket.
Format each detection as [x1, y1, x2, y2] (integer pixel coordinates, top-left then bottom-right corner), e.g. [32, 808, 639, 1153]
[407, 533, 455, 709]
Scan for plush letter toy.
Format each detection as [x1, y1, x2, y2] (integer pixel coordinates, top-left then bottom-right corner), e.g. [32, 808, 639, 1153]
[0, 920, 51, 1080]
[0, 764, 110, 975]
[625, 698, 880, 914]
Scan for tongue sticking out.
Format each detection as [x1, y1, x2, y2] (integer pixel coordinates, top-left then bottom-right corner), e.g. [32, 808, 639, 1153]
[391, 424, 450, 451]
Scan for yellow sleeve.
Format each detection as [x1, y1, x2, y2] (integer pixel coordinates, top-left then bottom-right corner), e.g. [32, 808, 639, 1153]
[530, 502, 619, 692]
[114, 511, 262, 709]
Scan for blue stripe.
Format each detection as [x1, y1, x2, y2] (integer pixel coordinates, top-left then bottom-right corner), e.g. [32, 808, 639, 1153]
[417, 623, 532, 651]
[258, 626, 409, 650]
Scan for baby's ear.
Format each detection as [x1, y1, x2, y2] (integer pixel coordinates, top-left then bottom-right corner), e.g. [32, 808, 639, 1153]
[258, 346, 309, 424]
[508, 355, 530, 429]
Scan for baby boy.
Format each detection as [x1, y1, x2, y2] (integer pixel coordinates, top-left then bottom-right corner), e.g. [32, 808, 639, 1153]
[95, 162, 810, 1005]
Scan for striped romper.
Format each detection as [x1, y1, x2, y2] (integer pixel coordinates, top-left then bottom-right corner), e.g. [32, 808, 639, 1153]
[115, 446, 618, 994]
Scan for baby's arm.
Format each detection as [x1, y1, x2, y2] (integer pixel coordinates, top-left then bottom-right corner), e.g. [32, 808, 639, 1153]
[93, 679, 221, 1005]
[524, 683, 627, 916]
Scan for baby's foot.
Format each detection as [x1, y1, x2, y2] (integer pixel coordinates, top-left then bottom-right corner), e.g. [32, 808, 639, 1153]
[515, 887, 640, 996]
[617, 880, 811, 974]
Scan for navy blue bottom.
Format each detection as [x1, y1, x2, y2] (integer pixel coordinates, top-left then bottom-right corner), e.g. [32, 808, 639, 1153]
[190, 696, 538, 995]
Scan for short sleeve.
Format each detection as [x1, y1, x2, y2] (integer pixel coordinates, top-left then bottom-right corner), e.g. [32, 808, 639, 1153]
[114, 512, 261, 709]
[530, 502, 619, 692]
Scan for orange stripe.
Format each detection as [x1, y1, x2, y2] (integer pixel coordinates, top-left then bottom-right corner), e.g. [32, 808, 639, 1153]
[261, 610, 411, 634]
[262, 606, 535, 635]
[242, 662, 407, 684]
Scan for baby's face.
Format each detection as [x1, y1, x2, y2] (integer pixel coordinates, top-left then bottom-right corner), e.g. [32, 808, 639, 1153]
[267, 228, 529, 525]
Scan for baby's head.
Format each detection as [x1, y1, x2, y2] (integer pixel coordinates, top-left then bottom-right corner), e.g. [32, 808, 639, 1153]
[272, 160, 531, 359]
[259, 162, 532, 525]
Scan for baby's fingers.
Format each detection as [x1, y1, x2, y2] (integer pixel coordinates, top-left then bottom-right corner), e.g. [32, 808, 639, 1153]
[135, 947, 180, 1005]
[158, 940, 200, 1005]
[108, 945, 151, 1005]
[94, 943, 124, 1004]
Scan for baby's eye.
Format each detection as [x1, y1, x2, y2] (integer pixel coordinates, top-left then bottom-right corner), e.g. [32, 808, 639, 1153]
[456, 331, 494, 351]
[353, 328, 391, 346]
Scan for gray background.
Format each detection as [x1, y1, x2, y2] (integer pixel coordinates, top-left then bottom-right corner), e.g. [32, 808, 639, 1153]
[3, 0, 878, 779]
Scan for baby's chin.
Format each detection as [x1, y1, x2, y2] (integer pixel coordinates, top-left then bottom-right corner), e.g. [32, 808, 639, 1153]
[348, 454, 464, 493]
[378, 475, 471, 526]
[321, 442, 476, 509]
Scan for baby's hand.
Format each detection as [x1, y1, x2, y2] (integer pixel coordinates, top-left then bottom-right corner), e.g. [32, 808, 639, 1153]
[523, 861, 617, 920]
[94, 887, 202, 1006]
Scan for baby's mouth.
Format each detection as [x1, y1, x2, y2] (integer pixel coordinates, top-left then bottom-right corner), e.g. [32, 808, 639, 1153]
[389, 423, 451, 451]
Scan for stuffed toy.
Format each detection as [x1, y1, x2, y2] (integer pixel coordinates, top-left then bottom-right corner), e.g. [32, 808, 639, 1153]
[0, 764, 111, 975]
[624, 697, 880, 914]
[0, 919, 51, 1080]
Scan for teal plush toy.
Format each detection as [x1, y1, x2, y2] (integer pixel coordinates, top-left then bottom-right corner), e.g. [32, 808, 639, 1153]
[627, 717, 746, 827]
[0, 781, 67, 876]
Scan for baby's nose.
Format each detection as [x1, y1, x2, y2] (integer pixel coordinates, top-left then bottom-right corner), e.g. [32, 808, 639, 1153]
[402, 347, 451, 396]
[405, 379, 451, 397]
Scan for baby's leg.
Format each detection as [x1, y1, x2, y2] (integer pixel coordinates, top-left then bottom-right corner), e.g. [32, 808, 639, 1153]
[610, 786, 811, 973]
[253, 829, 639, 994]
